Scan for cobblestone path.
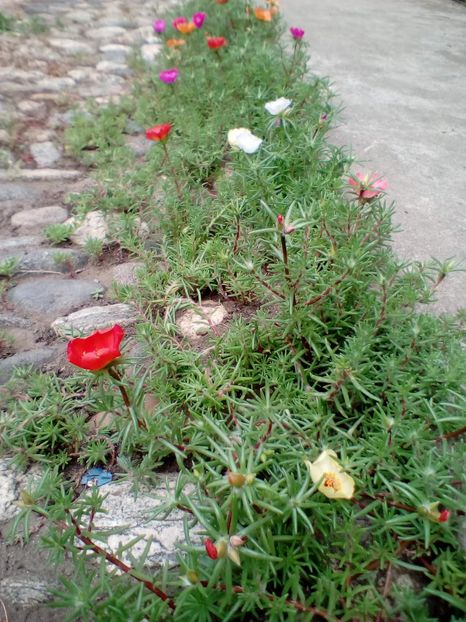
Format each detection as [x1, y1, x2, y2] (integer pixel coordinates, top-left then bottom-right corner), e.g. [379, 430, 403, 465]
[0, 0, 173, 382]
[0, 1, 172, 619]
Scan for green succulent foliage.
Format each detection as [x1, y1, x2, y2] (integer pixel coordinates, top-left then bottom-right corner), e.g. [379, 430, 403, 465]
[1, 0, 465, 621]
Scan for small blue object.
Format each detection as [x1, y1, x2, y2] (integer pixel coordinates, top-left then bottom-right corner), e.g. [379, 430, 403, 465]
[81, 468, 113, 487]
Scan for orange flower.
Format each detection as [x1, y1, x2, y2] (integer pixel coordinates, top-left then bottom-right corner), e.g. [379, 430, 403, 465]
[254, 7, 273, 21]
[216, 0, 229, 4]
[176, 21, 196, 34]
[166, 38, 186, 48]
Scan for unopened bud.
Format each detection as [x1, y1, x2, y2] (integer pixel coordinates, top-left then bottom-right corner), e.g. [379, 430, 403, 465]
[227, 471, 246, 487]
[17, 490, 35, 508]
[215, 539, 228, 558]
[438, 509, 450, 523]
[229, 535, 247, 547]
[204, 538, 218, 559]
[186, 570, 199, 583]
[276, 214, 285, 231]
[227, 545, 241, 566]
[245, 473, 256, 485]
[420, 502, 451, 524]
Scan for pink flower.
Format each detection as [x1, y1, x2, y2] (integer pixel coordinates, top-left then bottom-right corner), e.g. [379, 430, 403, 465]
[290, 27, 305, 40]
[348, 172, 388, 200]
[153, 19, 166, 34]
[192, 12, 206, 28]
[172, 16, 187, 29]
[159, 68, 179, 84]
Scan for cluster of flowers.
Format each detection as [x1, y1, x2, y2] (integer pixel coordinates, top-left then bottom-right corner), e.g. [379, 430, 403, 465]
[64, 1, 446, 568]
[67, 323, 451, 567]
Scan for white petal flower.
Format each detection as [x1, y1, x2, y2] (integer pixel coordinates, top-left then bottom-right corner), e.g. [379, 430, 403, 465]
[227, 128, 263, 154]
[304, 449, 355, 500]
[264, 97, 292, 115]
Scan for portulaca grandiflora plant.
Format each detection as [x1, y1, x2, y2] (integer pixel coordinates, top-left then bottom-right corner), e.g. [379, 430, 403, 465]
[3, 0, 465, 620]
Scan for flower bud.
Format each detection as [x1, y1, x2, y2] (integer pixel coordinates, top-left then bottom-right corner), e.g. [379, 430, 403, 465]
[227, 545, 241, 566]
[438, 509, 451, 523]
[204, 538, 218, 559]
[420, 502, 451, 523]
[215, 539, 228, 558]
[245, 473, 256, 485]
[276, 214, 285, 231]
[227, 471, 246, 487]
[17, 490, 35, 508]
[229, 535, 247, 547]
[186, 570, 199, 583]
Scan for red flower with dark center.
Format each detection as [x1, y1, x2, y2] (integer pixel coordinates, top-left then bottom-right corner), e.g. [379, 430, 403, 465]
[207, 36, 226, 50]
[145, 123, 173, 142]
[204, 538, 218, 559]
[67, 325, 124, 371]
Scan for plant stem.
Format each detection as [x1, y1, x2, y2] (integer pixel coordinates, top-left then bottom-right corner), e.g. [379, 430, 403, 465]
[162, 142, 183, 201]
[106, 367, 146, 430]
[66, 510, 176, 610]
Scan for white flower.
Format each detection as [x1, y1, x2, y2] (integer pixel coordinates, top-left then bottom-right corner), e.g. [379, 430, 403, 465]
[264, 97, 292, 116]
[227, 128, 263, 154]
[304, 449, 355, 500]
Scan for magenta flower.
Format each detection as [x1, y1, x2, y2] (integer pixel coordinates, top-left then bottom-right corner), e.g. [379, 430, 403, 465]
[172, 16, 187, 29]
[153, 19, 166, 34]
[159, 68, 179, 84]
[193, 12, 206, 28]
[348, 172, 388, 200]
[290, 27, 305, 40]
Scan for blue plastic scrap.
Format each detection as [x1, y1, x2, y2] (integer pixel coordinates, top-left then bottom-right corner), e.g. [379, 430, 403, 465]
[80, 467, 113, 487]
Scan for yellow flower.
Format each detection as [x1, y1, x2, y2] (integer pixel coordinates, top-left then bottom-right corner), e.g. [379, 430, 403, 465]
[305, 449, 355, 500]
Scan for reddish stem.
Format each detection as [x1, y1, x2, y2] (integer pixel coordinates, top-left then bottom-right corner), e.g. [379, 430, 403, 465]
[66, 510, 176, 610]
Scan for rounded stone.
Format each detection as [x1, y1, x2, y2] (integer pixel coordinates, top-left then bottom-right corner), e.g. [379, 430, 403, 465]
[96, 60, 130, 77]
[176, 302, 227, 340]
[11, 205, 68, 229]
[0, 345, 63, 384]
[140, 43, 162, 63]
[0, 577, 54, 608]
[66, 210, 109, 246]
[8, 278, 104, 316]
[48, 38, 94, 54]
[30, 141, 61, 168]
[86, 476, 195, 569]
[51, 303, 138, 336]
[100, 43, 131, 63]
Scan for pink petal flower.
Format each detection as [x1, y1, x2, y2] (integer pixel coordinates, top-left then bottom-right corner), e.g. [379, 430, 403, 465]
[172, 16, 187, 29]
[192, 12, 206, 28]
[349, 172, 388, 199]
[290, 27, 305, 40]
[153, 19, 166, 34]
[159, 68, 179, 84]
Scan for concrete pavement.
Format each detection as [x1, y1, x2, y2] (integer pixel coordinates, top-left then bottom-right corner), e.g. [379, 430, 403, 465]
[283, 0, 466, 313]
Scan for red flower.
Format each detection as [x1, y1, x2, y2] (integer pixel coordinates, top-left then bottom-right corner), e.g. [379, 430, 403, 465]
[67, 325, 124, 371]
[204, 538, 218, 559]
[438, 509, 450, 523]
[145, 123, 172, 142]
[207, 36, 226, 50]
